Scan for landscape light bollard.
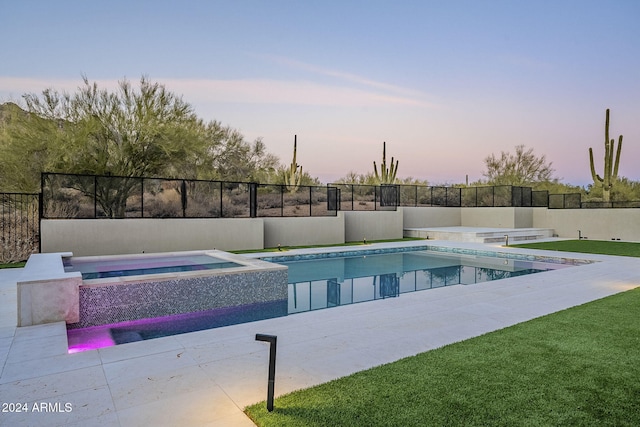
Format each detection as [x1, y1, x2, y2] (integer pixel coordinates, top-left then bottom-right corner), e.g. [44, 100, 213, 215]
[504, 235, 509, 246]
[255, 333, 277, 412]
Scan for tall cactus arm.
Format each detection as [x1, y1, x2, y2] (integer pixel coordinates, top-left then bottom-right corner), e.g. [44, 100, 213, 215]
[589, 148, 603, 183]
[284, 135, 303, 192]
[604, 138, 611, 188]
[390, 157, 398, 182]
[612, 135, 623, 180]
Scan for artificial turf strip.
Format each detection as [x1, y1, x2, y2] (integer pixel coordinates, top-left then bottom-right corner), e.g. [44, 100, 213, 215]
[0, 262, 25, 269]
[513, 239, 640, 258]
[245, 288, 640, 426]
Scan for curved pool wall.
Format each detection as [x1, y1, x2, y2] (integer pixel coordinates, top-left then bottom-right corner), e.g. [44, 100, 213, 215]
[18, 250, 287, 328]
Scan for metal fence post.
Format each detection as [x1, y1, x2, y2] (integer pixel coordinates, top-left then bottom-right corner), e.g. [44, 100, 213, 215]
[141, 178, 145, 217]
[249, 183, 258, 218]
[219, 181, 223, 218]
[94, 175, 98, 218]
[281, 185, 285, 217]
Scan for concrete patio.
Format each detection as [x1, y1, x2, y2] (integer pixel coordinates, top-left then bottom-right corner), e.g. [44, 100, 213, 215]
[1, 240, 638, 426]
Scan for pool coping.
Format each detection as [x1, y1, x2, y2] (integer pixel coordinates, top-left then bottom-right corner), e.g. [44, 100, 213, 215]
[70, 250, 286, 287]
[246, 240, 595, 266]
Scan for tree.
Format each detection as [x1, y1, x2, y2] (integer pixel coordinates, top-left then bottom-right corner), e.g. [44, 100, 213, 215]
[205, 124, 280, 183]
[483, 145, 556, 186]
[335, 171, 377, 185]
[5, 77, 213, 216]
[1, 77, 286, 213]
[335, 172, 427, 186]
[28, 76, 208, 177]
[0, 102, 55, 192]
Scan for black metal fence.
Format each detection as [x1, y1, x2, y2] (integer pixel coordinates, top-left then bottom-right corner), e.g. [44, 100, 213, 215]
[581, 200, 640, 208]
[331, 184, 555, 208]
[41, 173, 339, 219]
[1, 192, 40, 263]
[365, 185, 534, 208]
[40, 173, 640, 221]
[328, 184, 398, 211]
[548, 193, 582, 209]
[532, 190, 549, 207]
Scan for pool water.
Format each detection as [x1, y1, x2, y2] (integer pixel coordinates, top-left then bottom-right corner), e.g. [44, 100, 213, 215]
[64, 254, 242, 280]
[67, 300, 288, 353]
[282, 251, 564, 313]
[67, 249, 569, 352]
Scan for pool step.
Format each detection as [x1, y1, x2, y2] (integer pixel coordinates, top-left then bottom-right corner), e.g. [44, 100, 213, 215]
[403, 227, 555, 243]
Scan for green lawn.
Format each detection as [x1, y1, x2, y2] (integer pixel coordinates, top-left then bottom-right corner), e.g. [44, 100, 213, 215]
[0, 261, 25, 269]
[513, 239, 640, 257]
[245, 240, 640, 426]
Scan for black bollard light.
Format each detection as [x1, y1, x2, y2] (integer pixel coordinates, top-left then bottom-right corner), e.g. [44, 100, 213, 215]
[255, 333, 277, 412]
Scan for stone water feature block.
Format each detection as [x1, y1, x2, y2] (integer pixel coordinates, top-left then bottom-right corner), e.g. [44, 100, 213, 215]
[17, 252, 82, 327]
[18, 276, 82, 326]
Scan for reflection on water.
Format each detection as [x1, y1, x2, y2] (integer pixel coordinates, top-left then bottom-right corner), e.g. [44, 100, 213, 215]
[288, 266, 543, 314]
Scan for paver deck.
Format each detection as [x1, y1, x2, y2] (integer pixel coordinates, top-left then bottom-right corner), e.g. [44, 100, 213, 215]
[0, 240, 638, 426]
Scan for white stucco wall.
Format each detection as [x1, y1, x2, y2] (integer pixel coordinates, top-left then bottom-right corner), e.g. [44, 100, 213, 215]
[401, 207, 461, 228]
[460, 207, 534, 228]
[263, 215, 345, 248]
[343, 210, 404, 242]
[532, 208, 640, 241]
[41, 218, 264, 256]
[513, 208, 534, 228]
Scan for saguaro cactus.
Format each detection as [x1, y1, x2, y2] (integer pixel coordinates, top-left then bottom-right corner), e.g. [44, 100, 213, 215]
[589, 109, 623, 202]
[373, 141, 398, 184]
[284, 135, 302, 192]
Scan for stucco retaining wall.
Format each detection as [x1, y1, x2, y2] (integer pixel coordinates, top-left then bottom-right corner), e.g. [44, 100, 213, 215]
[263, 215, 345, 248]
[461, 207, 534, 228]
[401, 207, 461, 228]
[344, 210, 404, 242]
[532, 208, 640, 241]
[41, 218, 264, 256]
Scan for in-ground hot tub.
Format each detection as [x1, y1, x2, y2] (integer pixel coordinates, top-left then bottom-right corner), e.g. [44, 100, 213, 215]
[17, 250, 287, 328]
[63, 252, 246, 280]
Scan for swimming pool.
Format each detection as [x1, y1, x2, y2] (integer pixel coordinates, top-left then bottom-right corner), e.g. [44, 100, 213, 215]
[67, 245, 579, 352]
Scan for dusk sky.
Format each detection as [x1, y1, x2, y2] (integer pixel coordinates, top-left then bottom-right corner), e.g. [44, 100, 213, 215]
[1, 1, 638, 185]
